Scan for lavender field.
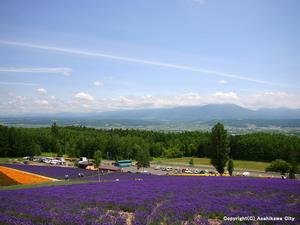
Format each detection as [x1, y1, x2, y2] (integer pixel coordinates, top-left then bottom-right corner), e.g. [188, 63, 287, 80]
[0, 164, 98, 179]
[0, 176, 299, 225]
[0, 164, 154, 182]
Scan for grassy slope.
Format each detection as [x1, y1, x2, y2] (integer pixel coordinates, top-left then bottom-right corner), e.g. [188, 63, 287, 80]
[152, 157, 270, 171]
[0, 172, 20, 186]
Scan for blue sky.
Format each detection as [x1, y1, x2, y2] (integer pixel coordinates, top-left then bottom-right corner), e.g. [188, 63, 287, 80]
[0, 0, 299, 114]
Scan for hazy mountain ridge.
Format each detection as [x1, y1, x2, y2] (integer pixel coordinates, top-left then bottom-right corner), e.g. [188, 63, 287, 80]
[2, 104, 300, 121]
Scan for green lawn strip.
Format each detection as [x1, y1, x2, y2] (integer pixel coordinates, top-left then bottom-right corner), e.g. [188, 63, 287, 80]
[151, 157, 270, 171]
[0, 157, 22, 164]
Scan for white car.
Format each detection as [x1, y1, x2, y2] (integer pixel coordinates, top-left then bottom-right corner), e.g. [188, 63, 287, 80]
[242, 172, 250, 176]
[185, 169, 192, 174]
[50, 159, 61, 165]
[166, 167, 173, 171]
[43, 157, 53, 164]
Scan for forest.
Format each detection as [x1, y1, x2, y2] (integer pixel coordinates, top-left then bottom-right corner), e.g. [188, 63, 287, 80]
[0, 124, 299, 164]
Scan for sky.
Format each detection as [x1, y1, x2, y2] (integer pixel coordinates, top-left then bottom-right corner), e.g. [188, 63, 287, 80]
[0, 0, 299, 115]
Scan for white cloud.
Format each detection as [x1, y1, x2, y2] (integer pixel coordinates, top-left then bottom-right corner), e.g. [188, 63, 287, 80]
[1, 91, 300, 115]
[37, 87, 47, 94]
[34, 100, 49, 105]
[0, 40, 280, 86]
[0, 66, 72, 76]
[50, 95, 55, 100]
[214, 92, 239, 100]
[15, 96, 27, 101]
[219, 79, 228, 84]
[243, 92, 299, 109]
[93, 81, 104, 87]
[74, 92, 94, 101]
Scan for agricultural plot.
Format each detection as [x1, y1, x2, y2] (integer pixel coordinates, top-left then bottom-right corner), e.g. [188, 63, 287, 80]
[0, 172, 20, 186]
[0, 164, 154, 182]
[0, 176, 299, 225]
[0, 164, 98, 179]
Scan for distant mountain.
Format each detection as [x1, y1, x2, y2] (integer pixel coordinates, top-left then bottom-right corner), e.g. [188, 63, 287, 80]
[256, 108, 300, 119]
[94, 104, 256, 121]
[1, 104, 300, 121]
[93, 104, 300, 121]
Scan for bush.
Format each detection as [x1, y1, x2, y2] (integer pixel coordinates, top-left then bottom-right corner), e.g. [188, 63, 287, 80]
[266, 159, 290, 174]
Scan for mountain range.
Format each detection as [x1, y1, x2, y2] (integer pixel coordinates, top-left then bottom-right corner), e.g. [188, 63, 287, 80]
[4, 104, 300, 121]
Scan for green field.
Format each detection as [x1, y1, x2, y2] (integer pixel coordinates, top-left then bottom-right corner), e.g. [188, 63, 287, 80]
[151, 157, 270, 171]
[0, 157, 22, 164]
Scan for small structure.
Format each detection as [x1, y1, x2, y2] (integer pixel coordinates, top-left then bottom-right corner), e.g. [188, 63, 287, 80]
[114, 160, 132, 168]
[78, 157, 93, 169]
[99, 165, 121, 173]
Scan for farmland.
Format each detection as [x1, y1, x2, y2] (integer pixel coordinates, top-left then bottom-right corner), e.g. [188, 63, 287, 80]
[0, 173, 299, 225]
[0, 172, 19, 186]
[152, 157, 270, 171]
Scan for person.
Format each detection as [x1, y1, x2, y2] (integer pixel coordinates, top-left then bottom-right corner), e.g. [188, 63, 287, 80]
[64, 174, 69, 181]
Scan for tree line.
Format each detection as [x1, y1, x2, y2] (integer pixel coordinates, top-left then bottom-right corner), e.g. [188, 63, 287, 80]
[0, 124, 299, 164]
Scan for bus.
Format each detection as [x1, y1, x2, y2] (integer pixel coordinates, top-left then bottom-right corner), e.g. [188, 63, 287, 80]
[115, 160, 132, 167]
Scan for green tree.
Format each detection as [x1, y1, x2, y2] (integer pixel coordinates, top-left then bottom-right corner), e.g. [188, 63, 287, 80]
[107, 135, 121, 159]
[51, 122, 59, 137]
[266, 159, 290, 175]
[0, 125, 11, 157]
[136, 148, 151, 170]
[189, 158, 194, 167]
[94, 150, 102, 182]
[227, 158, 234, 176]
[288, 163, 298, 179]
[210, 123, 230, 175]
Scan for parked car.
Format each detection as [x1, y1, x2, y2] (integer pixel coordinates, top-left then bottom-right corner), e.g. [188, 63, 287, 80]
[50, 159, 61, 165]
[242, 172, 250, 176]
[166, 167, 173, 171]
[209, 171, 217, 175]
[185, 169, 192, 174]
[43, 157, 53, 164]
[154, 166, 160, 170]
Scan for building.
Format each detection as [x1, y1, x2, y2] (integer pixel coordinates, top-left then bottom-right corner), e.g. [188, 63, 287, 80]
[115, 160, 132, 167]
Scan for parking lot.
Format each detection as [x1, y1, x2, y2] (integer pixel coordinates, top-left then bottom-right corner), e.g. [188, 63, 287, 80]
[122, 163, 283, 178]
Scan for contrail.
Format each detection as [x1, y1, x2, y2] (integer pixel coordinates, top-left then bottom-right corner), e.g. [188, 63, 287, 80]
[0, 40, 279, 86]
[0, 81, 39, 86]
[0, 66, 72, 76]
